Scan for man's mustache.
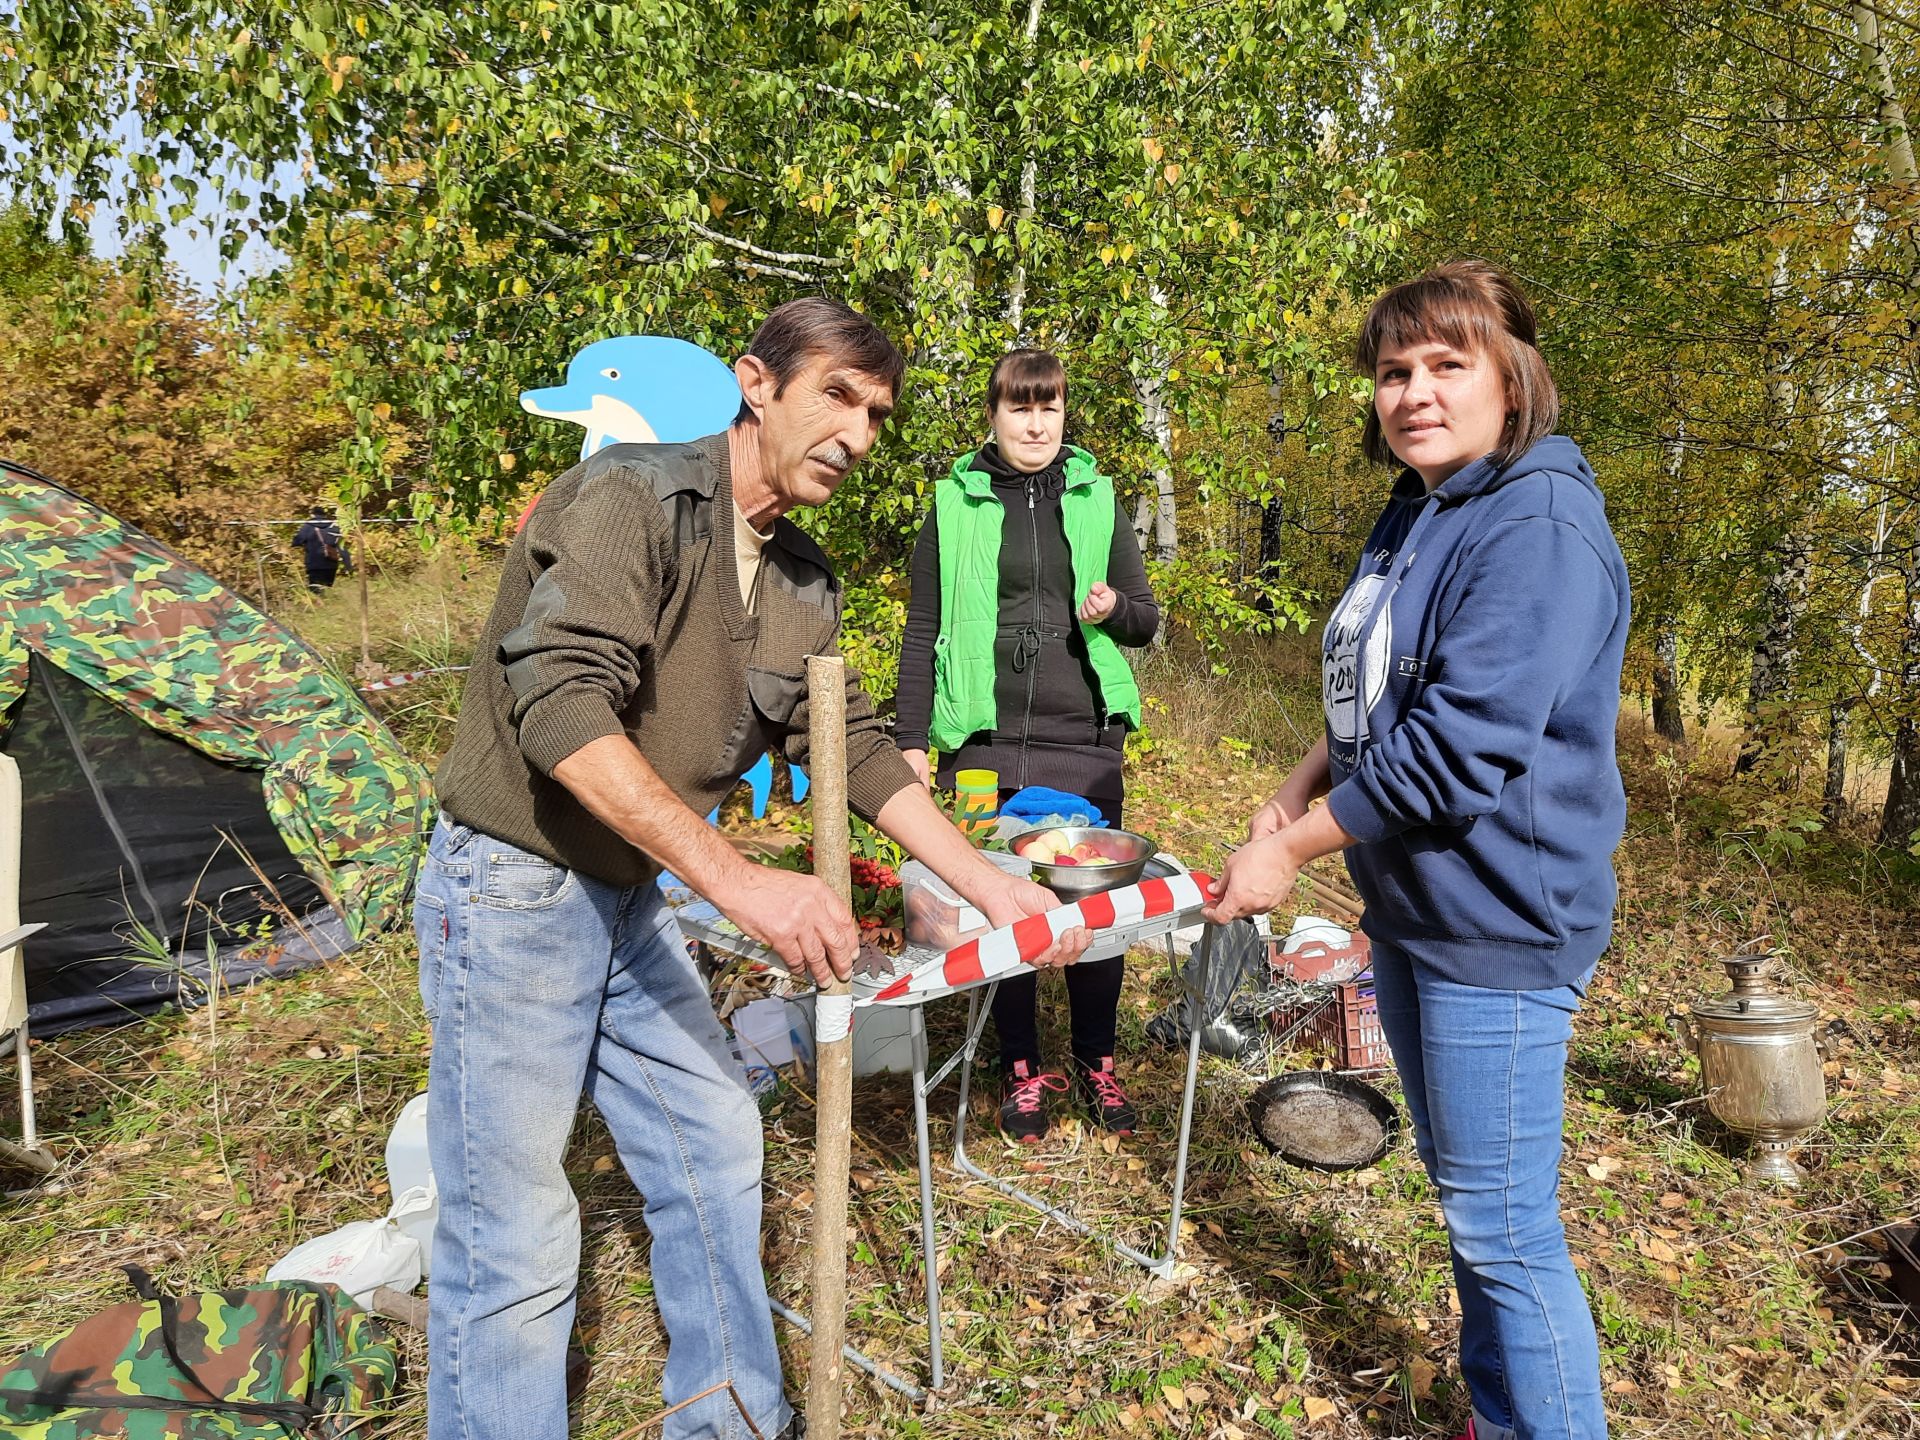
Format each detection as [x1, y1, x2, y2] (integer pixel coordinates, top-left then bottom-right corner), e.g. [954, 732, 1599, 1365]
[810, 443, 853, 472]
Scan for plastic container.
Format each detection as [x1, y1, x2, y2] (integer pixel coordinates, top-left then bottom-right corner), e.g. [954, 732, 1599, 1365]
[732, 996, 799, 1068]
[1268, 976, 1390, 1072]
[900, 849, 1032, 951]
[1266, 929, 1372, 986]
[849, 993, 920, 1077]
[384, 1093, 439, 1276]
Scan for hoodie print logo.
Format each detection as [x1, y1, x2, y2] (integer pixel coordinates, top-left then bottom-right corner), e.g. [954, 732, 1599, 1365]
[1323, 568, 1392, 744]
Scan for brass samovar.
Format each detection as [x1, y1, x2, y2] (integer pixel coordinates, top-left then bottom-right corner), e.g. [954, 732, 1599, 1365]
[1671, 954, 1827, 1186]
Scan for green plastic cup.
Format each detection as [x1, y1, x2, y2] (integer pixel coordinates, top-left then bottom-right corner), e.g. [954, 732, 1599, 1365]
[954, 768, 1000, 838]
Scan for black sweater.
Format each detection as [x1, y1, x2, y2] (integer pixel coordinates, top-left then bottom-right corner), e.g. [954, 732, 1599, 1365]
[894, 443, 1160, 802]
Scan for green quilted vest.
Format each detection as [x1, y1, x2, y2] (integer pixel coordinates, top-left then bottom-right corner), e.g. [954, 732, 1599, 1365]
[928, 445, 1143, 753]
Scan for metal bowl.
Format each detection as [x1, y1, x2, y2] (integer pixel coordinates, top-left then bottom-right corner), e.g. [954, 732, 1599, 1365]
[1011, 825, 1158, 900]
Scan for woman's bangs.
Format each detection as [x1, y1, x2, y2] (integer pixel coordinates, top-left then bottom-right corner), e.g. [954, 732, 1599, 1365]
[1359, 283, 1503, 370]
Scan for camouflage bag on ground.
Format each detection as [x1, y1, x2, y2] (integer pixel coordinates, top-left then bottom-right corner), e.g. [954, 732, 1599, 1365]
[0, 1265, 397, 1439]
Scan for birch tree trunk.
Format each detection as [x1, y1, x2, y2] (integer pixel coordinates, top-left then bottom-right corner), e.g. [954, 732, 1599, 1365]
[1134, 282, 1177, 565]
[1735, 221, 1810, 777]
[1853, 0, 1920, 846]
[1736, 535, 1810, 776]
[1651, 433, 1687, 743]
[1832, 497, 1896, 828]
[1133, 365, 1178, 563]
[1878, 515, 1920, 848]
[1005, 0, 1044, 339]
[1854, 3, 1918, 192]
[1652, 621, 1686, 743]
[1823, 700, 1853, 825]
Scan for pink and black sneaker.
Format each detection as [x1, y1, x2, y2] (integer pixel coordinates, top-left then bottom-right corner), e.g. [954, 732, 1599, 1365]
[998, 1060, 1066, 1144]
[1074, 1055, 1137, 1135]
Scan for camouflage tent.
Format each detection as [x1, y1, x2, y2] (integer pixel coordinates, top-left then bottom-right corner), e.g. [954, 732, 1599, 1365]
[0, 461, 431, 1033]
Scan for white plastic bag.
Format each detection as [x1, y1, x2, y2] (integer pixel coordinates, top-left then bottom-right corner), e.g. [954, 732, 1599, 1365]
[265, 1185, 434, 1306]
[384, 1094, 438, 1276]
[1281, 914, 1350, 952]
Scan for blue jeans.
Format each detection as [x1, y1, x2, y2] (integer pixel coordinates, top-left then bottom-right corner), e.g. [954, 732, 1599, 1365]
[413, 817, 790, 1440]
[1369, 940, 1607, 1440]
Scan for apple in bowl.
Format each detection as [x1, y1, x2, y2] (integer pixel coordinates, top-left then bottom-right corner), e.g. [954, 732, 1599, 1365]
[1012, 826, 1158, 897]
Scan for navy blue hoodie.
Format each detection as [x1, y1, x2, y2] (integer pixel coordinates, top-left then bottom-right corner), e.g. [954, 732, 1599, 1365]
[1322, 435, 1631, 990]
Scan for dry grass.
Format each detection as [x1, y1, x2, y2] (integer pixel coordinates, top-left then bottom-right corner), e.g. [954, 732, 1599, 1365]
[4, 575, 1918, 1438]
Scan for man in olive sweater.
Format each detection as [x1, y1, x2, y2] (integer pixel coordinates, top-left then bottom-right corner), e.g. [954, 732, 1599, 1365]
[418, 299, 1089, 1440]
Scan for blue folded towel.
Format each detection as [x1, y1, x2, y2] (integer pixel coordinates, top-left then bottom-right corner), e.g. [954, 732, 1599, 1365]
[998, 786, 1108, 828]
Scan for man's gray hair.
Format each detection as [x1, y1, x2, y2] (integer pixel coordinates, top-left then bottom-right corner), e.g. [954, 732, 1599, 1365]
[735, 297, 905, 422]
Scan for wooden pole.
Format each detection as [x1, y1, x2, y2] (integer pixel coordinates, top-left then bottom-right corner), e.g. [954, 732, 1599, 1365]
[1300, 874, 1363, 923]
[804, 654, 852, 1439]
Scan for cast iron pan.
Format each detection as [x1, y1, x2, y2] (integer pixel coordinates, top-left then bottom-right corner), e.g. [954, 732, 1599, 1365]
[1247, 1071, 1399, 1171]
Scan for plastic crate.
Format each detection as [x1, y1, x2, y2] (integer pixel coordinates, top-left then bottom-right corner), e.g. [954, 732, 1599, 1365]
[1269, 975, 1391, 1073]
[1265, 931, 1372, 985]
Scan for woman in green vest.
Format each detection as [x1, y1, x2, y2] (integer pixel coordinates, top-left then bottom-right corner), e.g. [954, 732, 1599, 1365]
[895, 349, 1161, 1143]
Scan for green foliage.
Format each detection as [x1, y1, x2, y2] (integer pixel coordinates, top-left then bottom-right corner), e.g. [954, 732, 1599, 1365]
[1, 0, 1423, 649]
[6, 0, 1917, 843]
[1147, 549, 1312, 662]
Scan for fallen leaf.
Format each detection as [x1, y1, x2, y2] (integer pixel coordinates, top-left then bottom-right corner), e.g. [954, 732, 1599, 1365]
[1410, 1356, 1438, 1398]
[1303, 1395, 1337, 1423]
[1162, 1384, 1187, 1410]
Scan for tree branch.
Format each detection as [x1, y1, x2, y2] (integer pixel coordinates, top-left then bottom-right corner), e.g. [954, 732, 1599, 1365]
[741, 69, 904, 113]
[685, 218, 846, 269]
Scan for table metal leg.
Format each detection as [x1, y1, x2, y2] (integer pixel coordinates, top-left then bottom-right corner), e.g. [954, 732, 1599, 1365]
[1159, 924, 1213, 1274]
[768, 922, 1217, 1402]
[909, 1010, 943, 1392]
[15, 1022, 34, 1152]
[948, 930, 1215, 1278]
[949, 981, 1000, 1177]
[767, 1298, 925, 1403]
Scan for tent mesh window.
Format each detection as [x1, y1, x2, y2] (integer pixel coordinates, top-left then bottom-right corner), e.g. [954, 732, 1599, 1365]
[3, 653, 327, 1031]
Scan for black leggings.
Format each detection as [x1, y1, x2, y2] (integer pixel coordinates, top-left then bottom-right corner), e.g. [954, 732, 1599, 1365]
[991, 954, 1125, 1069]
[993, 798, 1125, 1069]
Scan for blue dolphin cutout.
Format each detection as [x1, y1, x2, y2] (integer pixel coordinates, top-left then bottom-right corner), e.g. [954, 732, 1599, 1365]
[520, 336, 742, 459]
[707, 754, 811, 824]
[524, 338, 800, 827]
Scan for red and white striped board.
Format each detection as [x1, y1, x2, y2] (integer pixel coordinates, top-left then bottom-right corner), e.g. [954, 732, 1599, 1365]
[357, 664, 471, 694]
[862, 871, 1216, 1008]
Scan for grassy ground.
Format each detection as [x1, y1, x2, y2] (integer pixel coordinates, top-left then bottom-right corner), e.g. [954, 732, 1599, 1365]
[3, 569, 1918, 1438]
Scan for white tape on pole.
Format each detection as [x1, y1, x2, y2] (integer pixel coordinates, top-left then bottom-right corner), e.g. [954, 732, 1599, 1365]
[815, 993, 854, 1044]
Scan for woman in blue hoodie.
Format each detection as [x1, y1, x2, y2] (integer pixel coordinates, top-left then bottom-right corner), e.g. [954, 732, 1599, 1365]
[1206, 261, 1627, 1440]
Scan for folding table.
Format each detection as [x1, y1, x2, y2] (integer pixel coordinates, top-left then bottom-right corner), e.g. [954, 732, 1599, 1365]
[675, 868, 1220, 1398]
